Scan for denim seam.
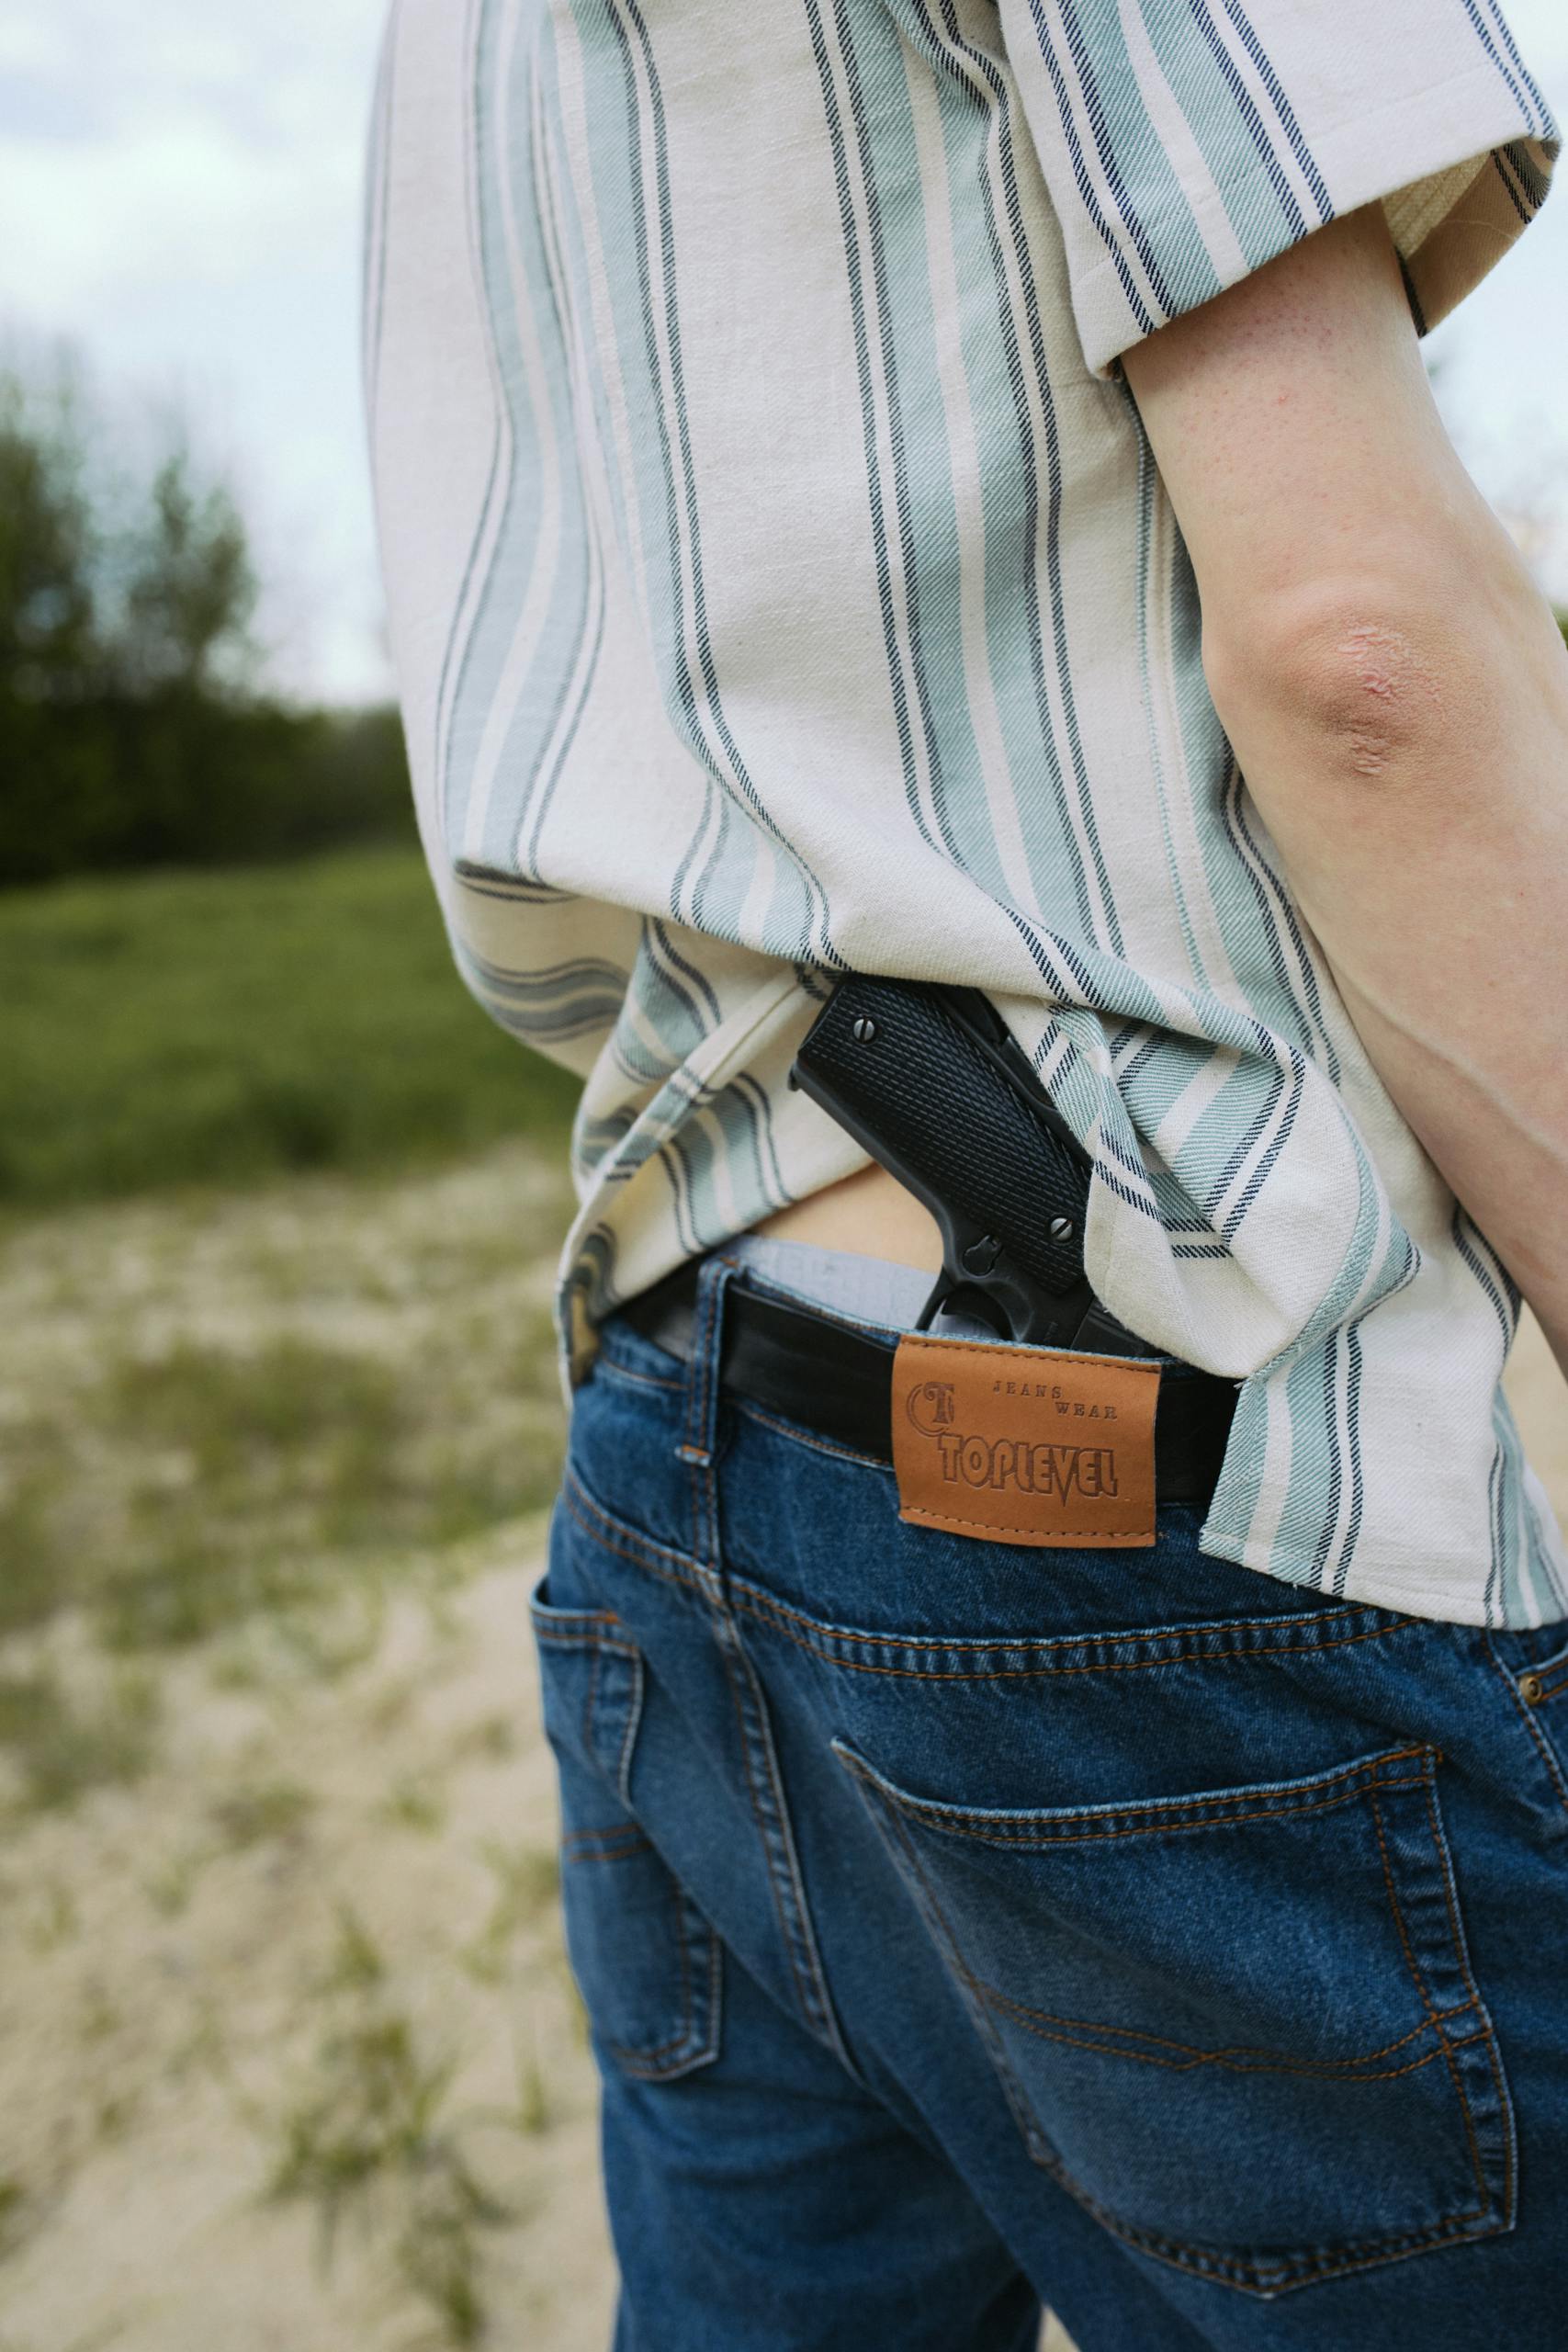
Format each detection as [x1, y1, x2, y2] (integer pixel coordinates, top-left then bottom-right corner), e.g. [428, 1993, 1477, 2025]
[594, 1356, 685, 1395]
[559, 1469, 1413, 1679]
[1481, 1627, 1568, 1826]
[983, 2001, 1483, 2081]
[581, 1635, 605, 1758]
[680, 1257, 721, 1464]
[973, 1980, 1476, 2071]
[1419, 1771, 1517, 2227]
[680, 1261, 858, 2080]
[852, 1766, 1506, 2293]
[560, 1461, 1372, 1647]
[558, 1479, 701, 1593]
[609, 1902, 716, 2082]
[615, 1647, 647, 1811]
[854, 1772, 1432, 1847]
[726, 1548, 1387, 1651]
[736, 1593, 1411, 1684]
[832, 1746, 1432, 1843]
[718, 1623, 857, 2069]
[541, 1613, 721, 2086]
[689, 1272, 826, 2041]
[563, 1828, 654, 1863]
[603, 1736, 716, 2081]
[532, 1606, 622, 1641]
[607, 1883, 715, 2082]
[714, 1618, 829, 2035]
[1367, 1781, 1490, 2222]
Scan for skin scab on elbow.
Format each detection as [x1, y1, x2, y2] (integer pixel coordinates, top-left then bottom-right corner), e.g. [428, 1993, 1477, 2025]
[1330, 622, 1444, 776]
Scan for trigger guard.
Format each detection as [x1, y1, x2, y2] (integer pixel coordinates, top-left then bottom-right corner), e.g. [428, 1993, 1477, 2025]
[916, 1274, 1012, 1341]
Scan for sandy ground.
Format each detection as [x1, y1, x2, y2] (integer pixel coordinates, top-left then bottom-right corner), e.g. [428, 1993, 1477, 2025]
[1, 1153, 1562, 2351]
[0, 1524, 614, 2352]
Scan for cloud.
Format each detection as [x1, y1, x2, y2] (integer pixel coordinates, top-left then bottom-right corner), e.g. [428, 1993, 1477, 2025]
[0, 0, 393, 702]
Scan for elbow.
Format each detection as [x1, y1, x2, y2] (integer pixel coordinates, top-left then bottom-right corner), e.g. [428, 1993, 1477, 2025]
[1201, 574, 1486, 794]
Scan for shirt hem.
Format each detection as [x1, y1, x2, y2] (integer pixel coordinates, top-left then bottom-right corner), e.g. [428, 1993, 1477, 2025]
[1197, 1513, 1568, 1632]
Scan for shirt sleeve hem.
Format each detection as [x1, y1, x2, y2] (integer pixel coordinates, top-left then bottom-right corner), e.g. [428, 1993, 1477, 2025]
[1075, 64, 1557, 380]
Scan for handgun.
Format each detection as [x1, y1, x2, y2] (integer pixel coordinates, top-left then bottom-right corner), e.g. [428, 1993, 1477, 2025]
[787, 975, 1145, 1357]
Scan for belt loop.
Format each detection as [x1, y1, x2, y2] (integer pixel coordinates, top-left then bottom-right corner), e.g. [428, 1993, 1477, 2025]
[678, 1250, 739, 1475]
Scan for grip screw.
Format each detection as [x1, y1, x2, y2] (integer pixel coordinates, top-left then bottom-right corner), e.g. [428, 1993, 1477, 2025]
[852, 1016, 877, 1042]
[1049, 1216, 1075, 1243]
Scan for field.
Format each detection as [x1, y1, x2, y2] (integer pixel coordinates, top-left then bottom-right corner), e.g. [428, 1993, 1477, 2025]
[0, 849, 1563, 2350]
[0, 846, 575, 1211]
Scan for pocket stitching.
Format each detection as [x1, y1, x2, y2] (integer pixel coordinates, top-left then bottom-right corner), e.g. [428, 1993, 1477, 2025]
[560, 1465, 1417, 1682]
[983, 1994, 1483, 2082]
[975, 1976, 1476, 2075]
[1482, 1627, 1568, 1826]
[840, 1744, 1510, 2293]
[533, 1587, 722, 2084]
[561, 1464, 1415, 1669]
[603, 1883, 720, 2081]
[1519, 1635, 1568, 1685]
[1418, 1770, 1517, 2232]
[563, 1825, 654, 1862]
[833, 1739, 1431, 1845]
[1366, 1781, 1490, 2225]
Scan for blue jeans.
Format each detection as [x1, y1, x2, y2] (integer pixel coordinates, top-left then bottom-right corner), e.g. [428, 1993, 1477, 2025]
[534, 1248, 1568, 2350]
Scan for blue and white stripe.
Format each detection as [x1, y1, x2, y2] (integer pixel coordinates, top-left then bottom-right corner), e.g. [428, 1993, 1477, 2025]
[366, 0, 1565, 1626]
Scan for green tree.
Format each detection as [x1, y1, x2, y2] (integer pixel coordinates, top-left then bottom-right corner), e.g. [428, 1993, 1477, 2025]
[116, 447, 257, 697]
[0, 370, 97, 703]
[0, 350, 411, 887]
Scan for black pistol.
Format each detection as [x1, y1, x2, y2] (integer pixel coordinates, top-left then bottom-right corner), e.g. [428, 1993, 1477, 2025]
[787, 975, 1145, 1358]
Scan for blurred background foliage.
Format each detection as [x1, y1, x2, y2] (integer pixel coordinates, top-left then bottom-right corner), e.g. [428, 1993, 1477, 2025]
[0, 352, 412, 885]
[0, 348, 579, 1210]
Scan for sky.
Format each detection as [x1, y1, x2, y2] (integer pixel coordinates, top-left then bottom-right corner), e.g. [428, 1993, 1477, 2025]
[2, 0, 1566, 707]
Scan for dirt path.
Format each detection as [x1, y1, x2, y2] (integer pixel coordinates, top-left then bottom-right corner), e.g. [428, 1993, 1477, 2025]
[0, 1524, 614, 2352]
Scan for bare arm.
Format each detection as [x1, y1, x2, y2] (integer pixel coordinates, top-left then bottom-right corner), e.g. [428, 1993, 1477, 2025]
[1121, 206, 1568, 1377]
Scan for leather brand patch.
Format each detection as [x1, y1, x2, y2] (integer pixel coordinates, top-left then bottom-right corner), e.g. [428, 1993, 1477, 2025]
[890, 1332, 1160, 1548]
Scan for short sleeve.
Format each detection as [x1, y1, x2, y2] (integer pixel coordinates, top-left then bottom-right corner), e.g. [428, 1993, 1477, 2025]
[998, 0, 1561, 379]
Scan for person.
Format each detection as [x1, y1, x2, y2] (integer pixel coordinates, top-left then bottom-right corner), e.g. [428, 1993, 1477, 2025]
[364, 3, 1568, 2343]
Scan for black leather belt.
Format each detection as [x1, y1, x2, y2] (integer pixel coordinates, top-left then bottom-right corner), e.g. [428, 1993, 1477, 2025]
[616, 1256, 1239, 1510]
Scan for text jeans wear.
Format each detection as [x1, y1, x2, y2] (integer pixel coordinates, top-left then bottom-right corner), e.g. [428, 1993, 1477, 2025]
[534, 1248, 1568, 2350]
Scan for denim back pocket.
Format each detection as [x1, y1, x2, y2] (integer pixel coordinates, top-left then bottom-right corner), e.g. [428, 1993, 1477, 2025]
[532, 1580, 721, 2081]
[834, 1736, 1513, 2296]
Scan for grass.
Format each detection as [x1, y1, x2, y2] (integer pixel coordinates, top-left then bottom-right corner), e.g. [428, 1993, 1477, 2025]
[0, 842, 579, 1668]
[263, 1910, 516, 2348]
[0, 1666, 159, 1812]
[0, 1160, 572, 1668]
[460, 1842, 560, 1987]
[0, 843, 579, 1210]
[209, 1780, 316, 1852]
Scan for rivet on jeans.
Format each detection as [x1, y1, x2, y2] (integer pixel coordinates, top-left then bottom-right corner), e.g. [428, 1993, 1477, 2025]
[1521, 1673, 1546, 1704]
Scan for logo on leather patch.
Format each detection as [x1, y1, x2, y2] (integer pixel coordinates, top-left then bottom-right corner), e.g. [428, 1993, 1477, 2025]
[890, 1332, 1160, 1547]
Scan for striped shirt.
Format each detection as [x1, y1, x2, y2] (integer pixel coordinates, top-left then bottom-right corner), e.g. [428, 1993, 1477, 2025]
[363, 0, 1566, 1628]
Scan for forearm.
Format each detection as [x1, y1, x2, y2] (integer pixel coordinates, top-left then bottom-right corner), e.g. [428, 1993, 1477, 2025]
[1122, 207, 1568, 1374]
[1209, 572, 1568, 1376]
